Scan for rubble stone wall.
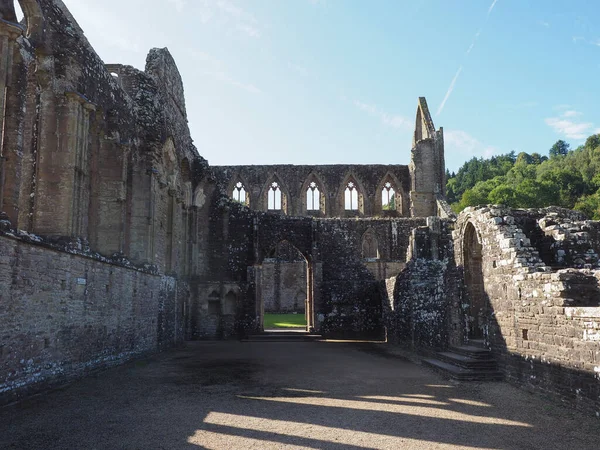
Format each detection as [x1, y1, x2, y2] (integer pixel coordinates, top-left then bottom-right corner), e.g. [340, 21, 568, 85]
[454, 206, 600, 414]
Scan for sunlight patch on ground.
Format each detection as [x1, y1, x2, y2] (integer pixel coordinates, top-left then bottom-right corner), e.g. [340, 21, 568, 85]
[263, 313, 306, 329]
[360, 395, 450, 406]
[188, 412, 486, 449]
[283, 388, 324, 394]
[449, 398, 492, 407]
[236, 395, 533, 427]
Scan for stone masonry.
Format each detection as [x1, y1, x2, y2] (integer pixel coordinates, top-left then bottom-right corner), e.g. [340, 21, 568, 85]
[0, 0, 598, 418]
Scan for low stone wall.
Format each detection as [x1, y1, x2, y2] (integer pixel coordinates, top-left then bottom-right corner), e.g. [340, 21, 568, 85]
[0, 234, 183, 404]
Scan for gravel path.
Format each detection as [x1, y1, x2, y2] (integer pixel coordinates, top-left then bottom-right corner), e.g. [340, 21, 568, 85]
[1, 341, 598, 449]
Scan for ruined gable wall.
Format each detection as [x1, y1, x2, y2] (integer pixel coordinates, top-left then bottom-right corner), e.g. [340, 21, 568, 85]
[454, 206, 600, 415]
[212, 164, 411, 217]
[191, 188, 428, 338]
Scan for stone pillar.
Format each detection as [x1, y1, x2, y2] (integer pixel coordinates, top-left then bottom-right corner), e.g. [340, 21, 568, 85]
[0, 19, 24, 215]
[310, 261, 323, 332]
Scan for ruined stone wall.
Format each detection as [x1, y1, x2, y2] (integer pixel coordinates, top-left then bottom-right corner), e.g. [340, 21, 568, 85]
[454, 206, 600, 415]
[212, 164, 411, 217]
[0, 232, 183, 404]
[408, 98, 445, 217]
[0, 1, 204, 401]
[385, 218, 461, 348]
[189, 189, 427, 338]
[1, 0, 206, 271]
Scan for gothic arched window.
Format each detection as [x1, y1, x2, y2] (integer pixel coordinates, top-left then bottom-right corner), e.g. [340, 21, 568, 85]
[362, 229, 379, 259]
[306, 181, 320, 211]
[268, 181, 282, 210]
[382, 181, 396, 210]
[232, 181, 248, 205]
[345, 181, 358, 211]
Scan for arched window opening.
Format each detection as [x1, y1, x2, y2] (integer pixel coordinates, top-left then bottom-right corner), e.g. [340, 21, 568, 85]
[306, 181, 320, 211]
[232, 181, 248, 205]
[223, 291, 237, 315]
[207, 290, 220, 315]
[382, 181, 396, 210]
[345, 181, 358, 211]
[268, 181, 282, 210]
[362, 229, 379, 259]
[15, 2, 24, 22]
[0, 2, 19, 22]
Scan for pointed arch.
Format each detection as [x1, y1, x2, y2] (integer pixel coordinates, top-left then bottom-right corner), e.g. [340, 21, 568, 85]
[361, 227, 379, 259]
[223, 290, 237, 315]
[301, 172, 327, 214]
[413, 97, 436, 146]
[337, 172, 366, 215]
[463, 221, 487, 340]
[1, 1, 45, 43]
[227, 172, 251, 207]
[180, 158, 192, 207]
[260, 173, 290, 213]
[207, 290, 220, 315]
[376, 172, 405, 215]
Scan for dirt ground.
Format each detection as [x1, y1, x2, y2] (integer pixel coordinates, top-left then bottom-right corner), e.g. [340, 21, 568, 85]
[1, 341, 598, 449]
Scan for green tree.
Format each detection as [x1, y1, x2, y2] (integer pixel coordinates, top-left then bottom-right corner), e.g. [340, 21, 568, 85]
[549, 140, 570, 158]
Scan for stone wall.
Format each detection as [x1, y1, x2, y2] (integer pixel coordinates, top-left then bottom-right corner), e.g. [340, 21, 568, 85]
[0, 0, 202, 402]
[211, 164, 411, 217]
[454, 206, 600, 415]
[261, 261, 307, 313]
[385, 218, 461, 348]
[190, 194, 427, 338]
[0, 232, 183, 404]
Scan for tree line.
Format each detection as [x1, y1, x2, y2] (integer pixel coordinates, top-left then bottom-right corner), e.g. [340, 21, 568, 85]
[446, 134, 600, 219]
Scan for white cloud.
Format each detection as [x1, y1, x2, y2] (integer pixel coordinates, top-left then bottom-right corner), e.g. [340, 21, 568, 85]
[436, 65, 462, 116]
[545, 118, 596, 140]
[202, 0, 261, 38]
[288, 62, 310, 77]
[237, 24, 261, 38]
[538, 20, 550, 28]
[166, 0, 186, 13]
[544, 109, 600, 140]
[188, 49, 261, 94]
[62, 0, 142, 54]
[354, 101, 411, 130]
[445, 130, 497, 158]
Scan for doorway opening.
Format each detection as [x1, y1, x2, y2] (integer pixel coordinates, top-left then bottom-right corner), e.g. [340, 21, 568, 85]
[463, 222, 488, 342]
[258, 240, 311, 331]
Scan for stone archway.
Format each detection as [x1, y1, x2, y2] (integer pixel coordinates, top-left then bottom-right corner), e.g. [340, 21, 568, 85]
[463, 222, 487, 342]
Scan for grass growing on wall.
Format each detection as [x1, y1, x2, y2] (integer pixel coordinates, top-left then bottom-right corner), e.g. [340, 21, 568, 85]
[264, 313, 306, 329]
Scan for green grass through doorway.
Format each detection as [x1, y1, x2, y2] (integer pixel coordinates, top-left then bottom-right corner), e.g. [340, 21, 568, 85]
[264, 313, 306, 329]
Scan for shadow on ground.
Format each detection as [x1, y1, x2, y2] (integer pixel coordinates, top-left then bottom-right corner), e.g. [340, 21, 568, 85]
[1, 341, 598, 449]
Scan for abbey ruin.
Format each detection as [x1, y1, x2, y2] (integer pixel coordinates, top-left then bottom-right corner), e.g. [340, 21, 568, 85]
[0, 0, 598, 418]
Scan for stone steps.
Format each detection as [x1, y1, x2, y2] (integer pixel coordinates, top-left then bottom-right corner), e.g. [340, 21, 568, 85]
[243, 330, 322, 342]
[422, 343, 502, 381]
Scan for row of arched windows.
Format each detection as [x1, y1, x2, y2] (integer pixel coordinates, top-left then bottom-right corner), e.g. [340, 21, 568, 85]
[231, 177, 400, 213]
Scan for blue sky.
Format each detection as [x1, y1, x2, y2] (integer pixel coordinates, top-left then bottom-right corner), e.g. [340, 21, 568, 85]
[53, 0, 600, 172]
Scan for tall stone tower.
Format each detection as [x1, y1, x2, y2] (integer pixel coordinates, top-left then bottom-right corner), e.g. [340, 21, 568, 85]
[409, 97, 445, 217]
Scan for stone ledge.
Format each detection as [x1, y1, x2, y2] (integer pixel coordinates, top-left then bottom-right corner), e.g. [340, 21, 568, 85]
[565, 307, 600, 319]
